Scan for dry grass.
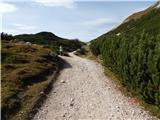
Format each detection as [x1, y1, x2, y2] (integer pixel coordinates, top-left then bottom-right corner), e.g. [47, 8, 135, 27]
[1, 40, 59, 120]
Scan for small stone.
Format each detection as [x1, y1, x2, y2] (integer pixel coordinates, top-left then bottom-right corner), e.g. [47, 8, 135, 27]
[139, 110, 142, 113]
[61, 80, 65, 83]
[71, 98, 74, 102]
[111, 114, 114, 117]
[62, 112, 67, 117]
[116, 105, 120, 109]
[124, 111, 128, 115]
[70, 103, 74, 106]
[53, 91, 56, 93]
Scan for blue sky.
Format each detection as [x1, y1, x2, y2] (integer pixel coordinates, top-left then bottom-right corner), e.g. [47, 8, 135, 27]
[1, 0, 157, 42]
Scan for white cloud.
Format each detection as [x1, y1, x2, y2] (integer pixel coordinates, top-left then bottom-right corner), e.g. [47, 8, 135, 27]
[12, 23, 37, 30]
[0, 3, 17, 13]
[34, 0, 75, 8]
[82, 18, 117, 27]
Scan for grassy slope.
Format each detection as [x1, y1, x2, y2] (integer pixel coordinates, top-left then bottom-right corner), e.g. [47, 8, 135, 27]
[125, 1, 160, 21]
[90, 7, 160, 118]
[14, 31, 85, 53]
[1, 40, 60, 120]
[96, 7, 160, 42]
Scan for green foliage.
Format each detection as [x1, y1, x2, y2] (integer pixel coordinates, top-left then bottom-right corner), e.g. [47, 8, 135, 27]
[75, 47, 88, 56]
[1, 32, 14, 41]
[14, 32, 85, 52]
[90, 8, 160, 113]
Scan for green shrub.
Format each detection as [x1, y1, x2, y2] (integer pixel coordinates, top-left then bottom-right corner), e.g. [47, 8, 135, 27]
[90, 9, 160, 115]
[75, 47, 88, 56]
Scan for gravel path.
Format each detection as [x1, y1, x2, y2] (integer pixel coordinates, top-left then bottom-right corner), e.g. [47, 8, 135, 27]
[33, 53, 158, 120]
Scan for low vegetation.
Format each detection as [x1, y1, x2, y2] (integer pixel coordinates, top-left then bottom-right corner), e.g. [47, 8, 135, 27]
[1, 31, 85, 120]
[90, 8, 160, 118]
[1, 38, 60, 120]
[74, 47, 88, 56]
[14, 31, 85, 53]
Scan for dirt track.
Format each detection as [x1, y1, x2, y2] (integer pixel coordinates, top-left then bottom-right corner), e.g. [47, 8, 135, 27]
[33, 53, 157, 120]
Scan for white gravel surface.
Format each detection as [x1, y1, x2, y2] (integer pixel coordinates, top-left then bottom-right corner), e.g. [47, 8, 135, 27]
[33, 53, 158, 120]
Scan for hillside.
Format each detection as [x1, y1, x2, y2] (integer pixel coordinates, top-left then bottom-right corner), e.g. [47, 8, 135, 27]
[1, 31, 85, 120]
[90, 1, 160, 118]
[14, 32, 85, 53]
[124, 1, 160, 22]
[1, 39, 62, 120]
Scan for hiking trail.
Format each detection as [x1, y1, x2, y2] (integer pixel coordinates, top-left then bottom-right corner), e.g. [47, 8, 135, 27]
[33, 52, 156, 120]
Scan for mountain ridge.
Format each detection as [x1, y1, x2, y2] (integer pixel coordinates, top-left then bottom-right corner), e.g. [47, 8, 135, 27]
[15, 31, 78, 41]
[124, 1, 160, 23]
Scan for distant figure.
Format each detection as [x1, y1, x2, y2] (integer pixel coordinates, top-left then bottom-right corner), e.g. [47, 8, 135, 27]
[59, 45, 63, 56]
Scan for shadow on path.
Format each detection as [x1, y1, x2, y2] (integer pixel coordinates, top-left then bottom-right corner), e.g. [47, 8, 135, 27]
[58, 56, 72, 70]
[28, 56, 72, 120]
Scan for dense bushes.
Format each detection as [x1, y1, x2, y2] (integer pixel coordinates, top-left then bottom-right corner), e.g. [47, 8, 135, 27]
[90, 8, 160, 110]
[106, 32, 159, 104]
[90, 39, 102, 56]
[90, 31, 160, 110]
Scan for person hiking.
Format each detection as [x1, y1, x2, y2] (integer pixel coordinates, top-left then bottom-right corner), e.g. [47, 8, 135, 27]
[59, 45, 63, 56]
